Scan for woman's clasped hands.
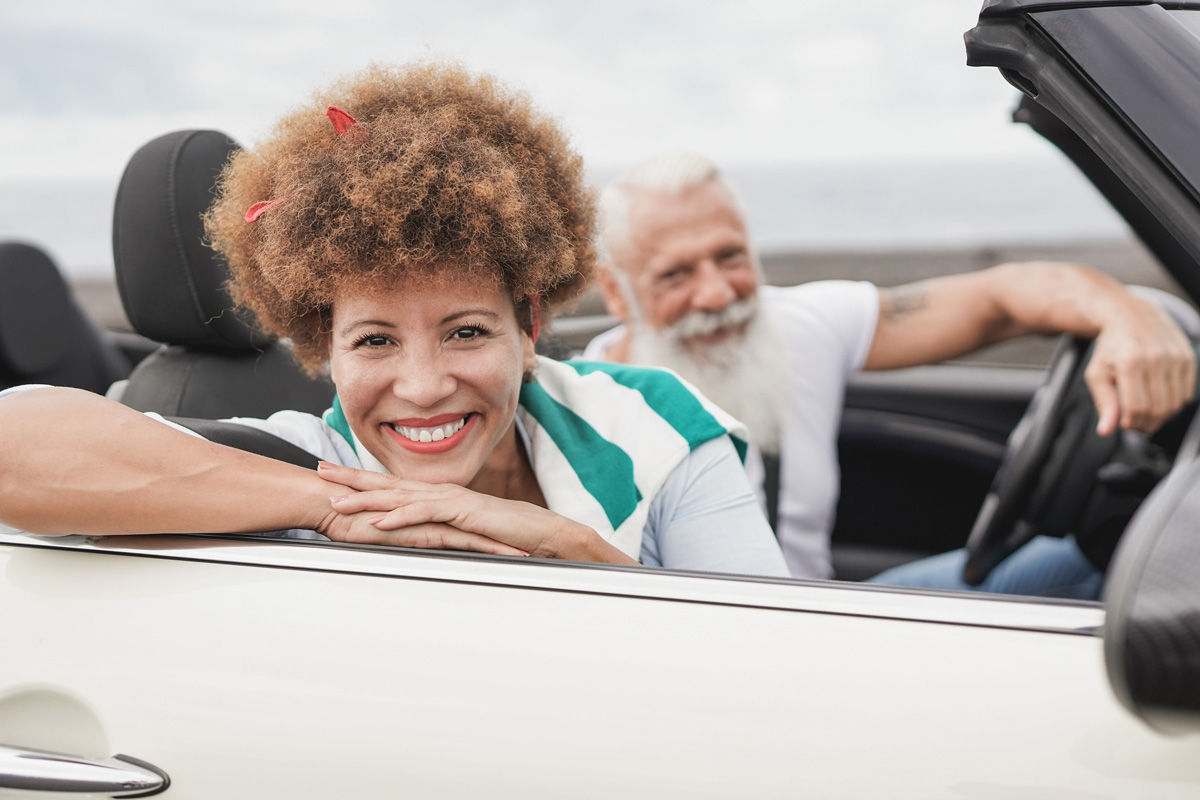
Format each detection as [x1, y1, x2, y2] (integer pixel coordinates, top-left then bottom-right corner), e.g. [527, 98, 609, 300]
[316, 461, 634, 564]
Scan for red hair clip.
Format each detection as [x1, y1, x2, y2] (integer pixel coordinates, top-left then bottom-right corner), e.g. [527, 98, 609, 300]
[245, 106, 361, 226]
[245, 198, 285, 223]
[326, 105, 362, 141]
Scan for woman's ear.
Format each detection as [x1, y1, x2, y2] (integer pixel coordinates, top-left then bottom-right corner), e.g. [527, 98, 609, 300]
[522, 326, 538, 374]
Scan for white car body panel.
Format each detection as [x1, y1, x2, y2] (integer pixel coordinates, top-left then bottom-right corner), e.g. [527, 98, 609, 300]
[2, 533, 1198, 798]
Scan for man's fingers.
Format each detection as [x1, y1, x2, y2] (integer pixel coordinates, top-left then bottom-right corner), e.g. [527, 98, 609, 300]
[1086, 340, 1197, 434]
[1184, 346, 1198, 400]
[1084, 363, 1122, 436]
[1126, 351, 1168, 430]
[1167, 340, 1198, 409]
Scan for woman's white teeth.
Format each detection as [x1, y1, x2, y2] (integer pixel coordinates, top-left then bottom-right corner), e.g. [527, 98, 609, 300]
[393, 417, 466, 443]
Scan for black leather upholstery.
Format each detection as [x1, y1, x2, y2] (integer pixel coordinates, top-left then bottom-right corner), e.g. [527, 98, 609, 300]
[0, 241, 131, 394]
[112, 130, 334, 418]
[1105, 454, 1200, 735]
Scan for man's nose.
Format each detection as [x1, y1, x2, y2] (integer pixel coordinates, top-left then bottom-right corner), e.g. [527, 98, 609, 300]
[691, 260, 738, 312]
[391, 348, 457, 408]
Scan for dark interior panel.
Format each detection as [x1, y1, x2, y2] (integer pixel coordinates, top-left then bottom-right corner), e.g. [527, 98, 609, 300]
[830, 363, 1042, 580]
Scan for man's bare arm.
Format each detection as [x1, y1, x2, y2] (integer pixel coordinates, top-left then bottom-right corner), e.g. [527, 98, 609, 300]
[863, 261, 1196, 434]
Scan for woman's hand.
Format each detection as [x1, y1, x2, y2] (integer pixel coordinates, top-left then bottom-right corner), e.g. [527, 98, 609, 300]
[316, 462, 637, 565]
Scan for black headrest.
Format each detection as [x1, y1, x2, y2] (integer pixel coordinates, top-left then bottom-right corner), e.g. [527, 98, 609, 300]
[0, 241, 130, 393]
[112, 130, 269, 351]
[0, 242, 74, 374]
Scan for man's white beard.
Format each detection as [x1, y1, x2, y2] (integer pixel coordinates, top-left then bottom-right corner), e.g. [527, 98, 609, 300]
[628, 298, 789, 455]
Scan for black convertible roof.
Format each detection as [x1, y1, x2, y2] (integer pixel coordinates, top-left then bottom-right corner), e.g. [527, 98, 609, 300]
[981, 0, 1200, 17]
[970, 0, 1200, 300]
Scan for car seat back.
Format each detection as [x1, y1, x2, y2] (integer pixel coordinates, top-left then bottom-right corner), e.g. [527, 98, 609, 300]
[112, 129, 333, 418]
[0, 241, 131, 394]
[1105, 450, 1200, 735]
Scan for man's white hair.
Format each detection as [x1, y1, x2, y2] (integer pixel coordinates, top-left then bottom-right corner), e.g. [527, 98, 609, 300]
[598, 153, 736, 263]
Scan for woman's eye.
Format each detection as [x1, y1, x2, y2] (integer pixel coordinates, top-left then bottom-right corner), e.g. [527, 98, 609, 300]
[451, 326, 483, 341]
[355, 334, 391, 347]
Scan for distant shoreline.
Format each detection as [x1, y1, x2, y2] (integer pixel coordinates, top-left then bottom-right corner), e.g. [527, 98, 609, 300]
[71, 235, 1179, 368]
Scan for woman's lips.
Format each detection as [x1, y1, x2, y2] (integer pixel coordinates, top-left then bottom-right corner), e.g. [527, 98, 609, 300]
[385, 413, 476, 453]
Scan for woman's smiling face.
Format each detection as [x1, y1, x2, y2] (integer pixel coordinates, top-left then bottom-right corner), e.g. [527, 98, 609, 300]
[328, 273, 536, 487]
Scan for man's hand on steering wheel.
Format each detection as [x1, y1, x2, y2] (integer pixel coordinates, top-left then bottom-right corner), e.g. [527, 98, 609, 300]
[1085, 292, 1197, 436]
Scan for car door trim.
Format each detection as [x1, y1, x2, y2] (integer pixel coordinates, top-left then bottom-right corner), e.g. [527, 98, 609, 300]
[0, 532, 1103, 636]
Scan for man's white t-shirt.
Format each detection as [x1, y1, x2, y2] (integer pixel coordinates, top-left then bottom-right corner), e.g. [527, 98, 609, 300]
[581, 280, 879, 579]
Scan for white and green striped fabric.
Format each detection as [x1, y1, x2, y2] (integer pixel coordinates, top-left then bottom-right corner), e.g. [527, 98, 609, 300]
[517, 357, 748, 557]
[323, 356, 749, 559]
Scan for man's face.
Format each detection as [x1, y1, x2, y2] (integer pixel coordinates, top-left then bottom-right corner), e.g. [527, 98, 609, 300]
[607, 180, 759, 351]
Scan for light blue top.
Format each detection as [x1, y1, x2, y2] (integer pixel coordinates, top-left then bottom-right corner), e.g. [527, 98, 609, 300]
[638, 434, 787, 575]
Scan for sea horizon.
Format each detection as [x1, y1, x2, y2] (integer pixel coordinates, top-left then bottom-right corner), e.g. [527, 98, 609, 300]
[1, 156, 1129, 282]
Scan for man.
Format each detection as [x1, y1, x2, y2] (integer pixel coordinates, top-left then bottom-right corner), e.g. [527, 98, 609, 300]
[584, 153, 1196, 593]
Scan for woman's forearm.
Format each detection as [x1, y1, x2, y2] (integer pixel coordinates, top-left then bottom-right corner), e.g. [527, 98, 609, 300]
[0, 387, 337, 536]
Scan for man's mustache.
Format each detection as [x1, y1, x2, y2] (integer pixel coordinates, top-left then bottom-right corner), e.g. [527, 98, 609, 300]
[669, 298, 759, 341]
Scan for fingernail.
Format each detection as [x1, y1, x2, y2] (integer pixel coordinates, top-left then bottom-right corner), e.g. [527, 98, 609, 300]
[317, 461, 336, 471]
[365, 515, 386, 526]
[330, 495, 349, 504]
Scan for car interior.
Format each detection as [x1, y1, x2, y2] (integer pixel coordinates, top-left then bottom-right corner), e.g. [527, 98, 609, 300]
[12, 44, 1200, 590]
[95, 126, 1025, 580]
[0, 241, 132, 394]
[110, 129, 334, 421]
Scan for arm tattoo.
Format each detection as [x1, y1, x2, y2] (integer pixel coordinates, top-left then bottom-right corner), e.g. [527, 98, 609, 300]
[880, 283, 929, 323]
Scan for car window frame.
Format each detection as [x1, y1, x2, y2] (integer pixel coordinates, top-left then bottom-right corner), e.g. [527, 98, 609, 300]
[0, 529, 1104, 636]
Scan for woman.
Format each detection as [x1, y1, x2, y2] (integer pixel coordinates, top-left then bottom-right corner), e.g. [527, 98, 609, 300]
[0, 62, 787, 577]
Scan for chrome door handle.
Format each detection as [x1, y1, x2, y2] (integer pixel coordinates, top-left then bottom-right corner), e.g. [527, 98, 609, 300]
[0, 743, 169, 797]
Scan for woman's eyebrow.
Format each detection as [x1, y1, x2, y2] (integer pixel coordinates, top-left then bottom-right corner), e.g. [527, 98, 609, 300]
[441, 309, 501, 324]
[337, 319, 396, 337]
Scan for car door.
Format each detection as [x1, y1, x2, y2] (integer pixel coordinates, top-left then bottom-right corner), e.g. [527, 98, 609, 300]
[4, 531, 1200, 798]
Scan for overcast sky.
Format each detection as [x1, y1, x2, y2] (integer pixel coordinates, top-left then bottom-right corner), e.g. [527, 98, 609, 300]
[1, 0, 1047, 184]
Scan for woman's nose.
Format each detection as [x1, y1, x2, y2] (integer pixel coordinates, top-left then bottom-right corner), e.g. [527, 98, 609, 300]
[389, 349, 457, 408]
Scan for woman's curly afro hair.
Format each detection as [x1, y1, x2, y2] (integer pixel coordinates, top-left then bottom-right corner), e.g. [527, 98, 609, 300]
[204, 61, 596, 374]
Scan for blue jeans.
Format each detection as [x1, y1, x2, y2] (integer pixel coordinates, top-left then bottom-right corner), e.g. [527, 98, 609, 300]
[865, 535, 1104, 600]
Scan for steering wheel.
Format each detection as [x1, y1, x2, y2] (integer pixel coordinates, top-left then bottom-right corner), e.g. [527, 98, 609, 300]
[962, 336, 1105, 584]
[963, 289, 1200, 586]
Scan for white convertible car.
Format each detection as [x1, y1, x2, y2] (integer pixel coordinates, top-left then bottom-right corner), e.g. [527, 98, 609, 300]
[3, 1, 1200, 797]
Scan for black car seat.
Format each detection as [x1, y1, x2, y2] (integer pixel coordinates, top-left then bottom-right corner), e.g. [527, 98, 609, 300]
[0, 241, 131, 394]
[112, 129, 334, 418]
